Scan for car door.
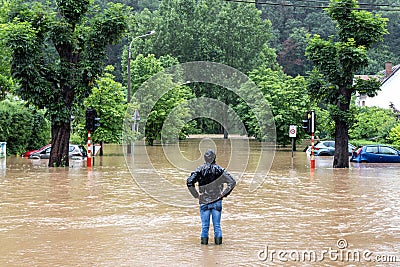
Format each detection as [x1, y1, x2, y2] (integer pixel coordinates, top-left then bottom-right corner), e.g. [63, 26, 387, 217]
[363, 146, 380, 162]
[378, 146, 400, 163]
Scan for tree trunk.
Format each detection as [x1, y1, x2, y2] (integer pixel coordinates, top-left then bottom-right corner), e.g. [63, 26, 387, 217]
[333, 86, 352, 168]
[49, 122, 71, 167]
[223, 128, 228, 139]
[100, 141, 104, 156]
[333, 119, 349, 168]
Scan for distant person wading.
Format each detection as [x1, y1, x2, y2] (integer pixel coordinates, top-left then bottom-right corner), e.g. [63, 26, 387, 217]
[187, 149, 236, 245]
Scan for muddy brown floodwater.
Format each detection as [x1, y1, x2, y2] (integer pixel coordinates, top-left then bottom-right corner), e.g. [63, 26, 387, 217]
[0, 139, 399, 266]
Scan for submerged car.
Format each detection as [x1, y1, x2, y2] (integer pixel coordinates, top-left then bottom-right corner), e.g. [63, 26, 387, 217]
[22, 144, 51, 157]
[350, 145, 400, 163]
[306, 140, 355, 156]
[28, 144, 87, 159]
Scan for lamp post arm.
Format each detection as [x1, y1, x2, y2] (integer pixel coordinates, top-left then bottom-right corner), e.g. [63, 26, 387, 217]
[129, 30, 156, 53]
[127, 47, 132, 103]
[126, 30, 155, 105]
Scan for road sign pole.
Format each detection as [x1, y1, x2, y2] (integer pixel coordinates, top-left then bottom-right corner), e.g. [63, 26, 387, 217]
[291, 137, 295, 158]
[310, 111, 316, 169]
[87, 130, 92, 168]
[289, 125, 297, 158]
[310, 133, 315, 169]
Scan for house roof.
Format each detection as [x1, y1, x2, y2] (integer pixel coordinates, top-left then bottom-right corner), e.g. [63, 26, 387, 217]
[355, 75, 375, 81]
[381, 64, 400, 85]
[354, 64, 400, 84]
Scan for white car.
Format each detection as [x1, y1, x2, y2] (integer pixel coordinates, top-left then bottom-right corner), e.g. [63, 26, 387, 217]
[28, 144, 87, 159]
[306, 140, 355, 156]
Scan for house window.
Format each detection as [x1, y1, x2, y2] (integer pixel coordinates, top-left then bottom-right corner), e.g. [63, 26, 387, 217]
[362, 101, 365, 107]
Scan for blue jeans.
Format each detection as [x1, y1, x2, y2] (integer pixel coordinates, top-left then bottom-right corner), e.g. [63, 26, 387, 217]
[200, 200, 222, 238]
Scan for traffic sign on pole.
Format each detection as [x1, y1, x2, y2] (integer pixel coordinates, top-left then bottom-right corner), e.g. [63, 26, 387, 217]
[289, 125, 297, 158]
[289, 125, 297, 138]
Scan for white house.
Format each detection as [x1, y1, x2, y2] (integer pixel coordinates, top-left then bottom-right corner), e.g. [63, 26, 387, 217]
[355, 62, 400, 110]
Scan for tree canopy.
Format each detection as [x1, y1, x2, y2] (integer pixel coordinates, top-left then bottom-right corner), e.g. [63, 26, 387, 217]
[132, 0, 274, 74]
[4, 0, 128, 166]
[306, 0, 388, 168]
[243, 66, 312, 144]
[127, 54, 194, 145]
[73, 65, 127, 145]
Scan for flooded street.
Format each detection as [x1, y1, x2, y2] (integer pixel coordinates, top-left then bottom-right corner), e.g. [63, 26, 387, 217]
[1, 139, 400, 266]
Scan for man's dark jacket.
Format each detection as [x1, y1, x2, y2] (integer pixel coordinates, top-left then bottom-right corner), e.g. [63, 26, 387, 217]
[187, 161, 236, 204]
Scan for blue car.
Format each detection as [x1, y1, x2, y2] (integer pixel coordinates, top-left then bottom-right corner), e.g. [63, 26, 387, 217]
[350, 145, 400, 163]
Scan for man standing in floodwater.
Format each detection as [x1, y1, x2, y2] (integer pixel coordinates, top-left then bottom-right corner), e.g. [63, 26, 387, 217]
[187, 149, 236, 245]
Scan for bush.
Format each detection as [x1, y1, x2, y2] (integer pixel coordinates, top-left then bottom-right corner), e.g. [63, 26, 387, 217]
[349, 107, 398, 142]
[26, 111, 51, 150]
[0, 99, 50, 155]
[389, 125, 400, 147]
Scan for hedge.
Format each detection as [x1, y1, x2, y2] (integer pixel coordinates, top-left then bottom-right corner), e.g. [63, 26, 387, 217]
[0, 100, 50, 155]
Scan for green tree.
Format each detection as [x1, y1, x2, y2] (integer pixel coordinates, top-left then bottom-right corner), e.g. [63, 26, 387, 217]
[72, 66, 126, 150]
[0, 0, 16, 100]
[376, 3, 400, 72]
[144, 84, 193, 145]
[314, 107, 335, 140]
[128, 54, 193, 145]
[278, 27, 312, 76]
[4, 1, 127, 166]
[306, 0, 388, 168]
[361, 46, 392, 75]
[258, 0, 337, 75]
[134, 0, 273, 73]
[236, 66, 312, 144]
[132, 0, 275, 138]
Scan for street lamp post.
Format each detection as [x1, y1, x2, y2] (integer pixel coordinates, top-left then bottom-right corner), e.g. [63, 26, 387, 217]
[127, 30, 156, 104]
